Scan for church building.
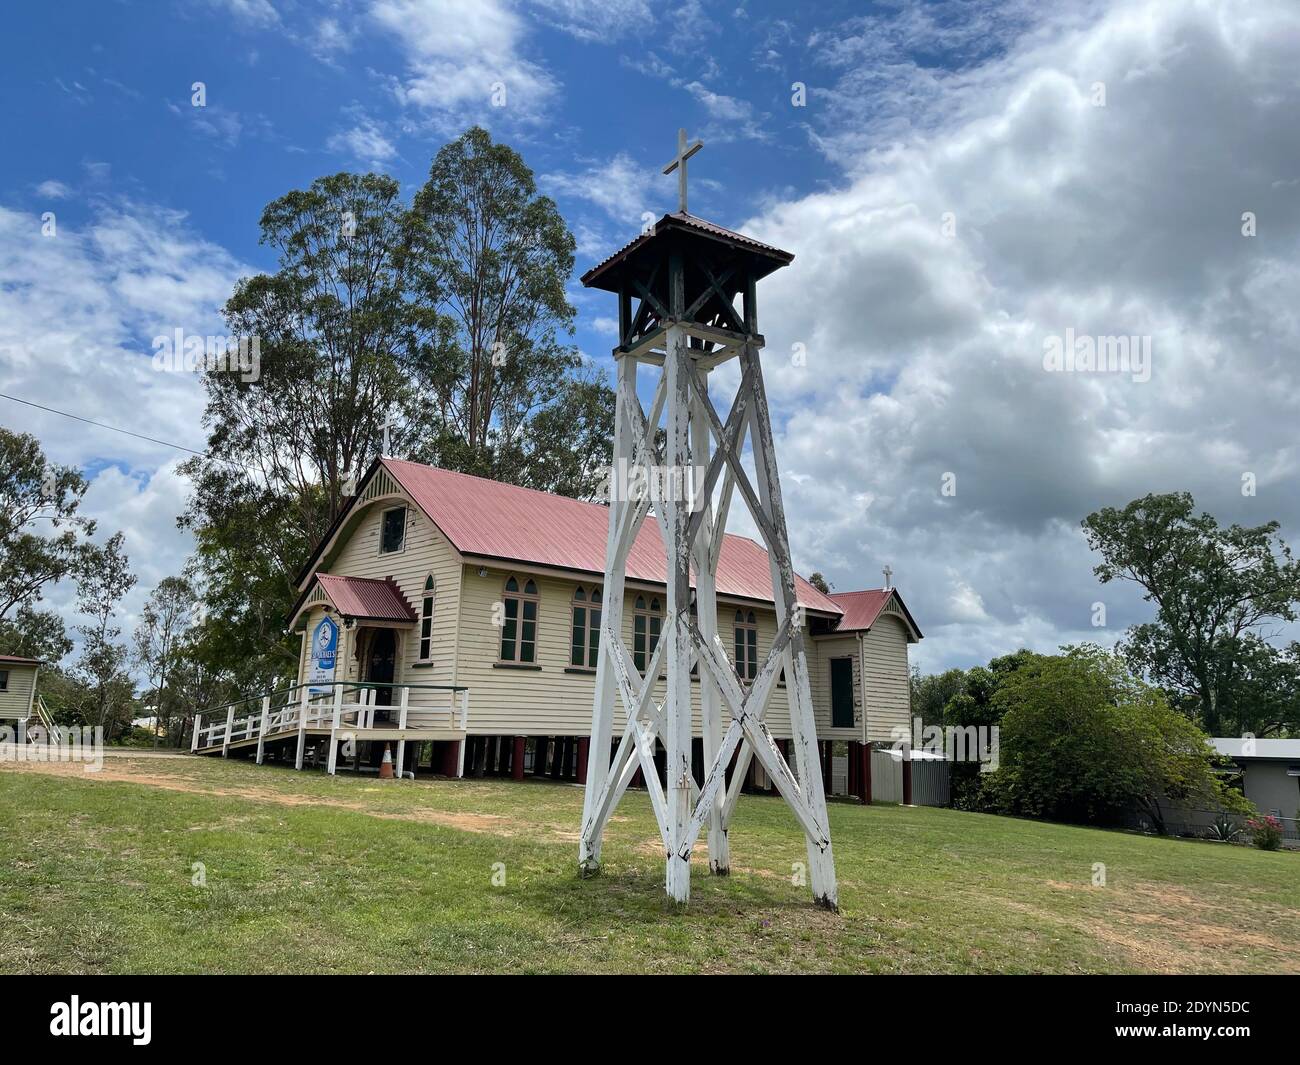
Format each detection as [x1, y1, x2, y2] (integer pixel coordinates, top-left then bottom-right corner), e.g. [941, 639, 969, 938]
[284, 456, 920, 794]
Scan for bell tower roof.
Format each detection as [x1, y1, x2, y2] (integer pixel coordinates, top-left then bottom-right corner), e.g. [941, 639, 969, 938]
[582, 212, 793, 358]
[580, 211, 793, 293]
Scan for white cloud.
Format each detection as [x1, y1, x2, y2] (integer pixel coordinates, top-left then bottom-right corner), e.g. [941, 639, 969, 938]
[0, 201, 250, 651]
[312, 16, 353, 55]
[34, 180, 72, 200]
[683, 80, 771, 143]
[327, 111, 397, 168]
[529, 0, 652, 41]
[724, 0, 1300, 670]
[211, 0, 281, 28]
[369, 0, 558, 129]
[168, 101, 248, 148]
[542, 152, 671, 225]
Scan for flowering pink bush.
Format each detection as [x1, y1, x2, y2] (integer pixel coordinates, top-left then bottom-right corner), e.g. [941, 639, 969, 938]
[1245, 815, 1283, 851]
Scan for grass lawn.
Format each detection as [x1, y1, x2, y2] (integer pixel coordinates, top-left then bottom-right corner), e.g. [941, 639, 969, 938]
[2, 752, 1297, 974]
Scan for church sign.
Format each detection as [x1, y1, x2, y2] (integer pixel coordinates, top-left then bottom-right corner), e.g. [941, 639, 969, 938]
[307, 616, 338, 694]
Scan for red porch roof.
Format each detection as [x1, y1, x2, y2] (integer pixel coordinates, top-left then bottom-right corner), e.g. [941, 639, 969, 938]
[313, 573, 416, 622]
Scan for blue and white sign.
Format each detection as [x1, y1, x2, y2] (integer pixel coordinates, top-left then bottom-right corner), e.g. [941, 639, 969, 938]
[307, 616, 338, 693]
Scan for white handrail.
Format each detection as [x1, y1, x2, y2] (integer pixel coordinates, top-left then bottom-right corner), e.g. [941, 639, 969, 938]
[34, 695, 62, 745]
[191, 683, 471, 763]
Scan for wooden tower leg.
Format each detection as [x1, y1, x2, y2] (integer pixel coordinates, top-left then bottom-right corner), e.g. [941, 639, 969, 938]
[691, 369, 728, 876]
[743, 344, 838, 909]
[579, 353, 634, 874]
[664, 323, 694, 903]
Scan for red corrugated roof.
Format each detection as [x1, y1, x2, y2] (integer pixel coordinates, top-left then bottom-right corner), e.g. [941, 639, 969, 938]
[827, 589, 890, 630]
[315, 573, 416, 622]
[380, 459, 842, 615]
[0, 654, 41, 665]
[827, 588, 922, 639]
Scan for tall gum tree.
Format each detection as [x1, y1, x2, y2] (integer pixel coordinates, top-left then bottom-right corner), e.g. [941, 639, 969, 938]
[1082, 492, 1300, 736]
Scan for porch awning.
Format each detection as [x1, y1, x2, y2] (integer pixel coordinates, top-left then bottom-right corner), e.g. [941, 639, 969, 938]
[292, 572, 417, 627]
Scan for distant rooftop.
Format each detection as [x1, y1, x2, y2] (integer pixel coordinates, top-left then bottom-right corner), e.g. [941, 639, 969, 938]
[1212, 738, 1300, 761]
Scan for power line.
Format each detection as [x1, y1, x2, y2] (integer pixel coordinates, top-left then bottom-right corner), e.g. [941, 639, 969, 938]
[0, 391, 244, 470]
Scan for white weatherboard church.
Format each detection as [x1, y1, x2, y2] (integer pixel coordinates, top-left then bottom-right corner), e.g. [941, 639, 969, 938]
[269, 455, 919, 793]
[192, 137, 920, 829]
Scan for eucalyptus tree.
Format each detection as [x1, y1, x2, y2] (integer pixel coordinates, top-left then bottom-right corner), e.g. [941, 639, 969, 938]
[1082, 493, 1300, 736]
[74, 532, 137, 741]
[182, 129, 615, 687]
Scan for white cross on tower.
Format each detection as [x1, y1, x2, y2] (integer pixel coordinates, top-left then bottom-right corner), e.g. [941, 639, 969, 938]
[882, 564, 893, 589]
[662, 127, 704, 214]
[381, 412, 400, 458]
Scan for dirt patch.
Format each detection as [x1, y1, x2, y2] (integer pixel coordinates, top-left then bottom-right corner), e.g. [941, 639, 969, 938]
[635, 836, 714, 859]
[1002, 882, 1300, 974]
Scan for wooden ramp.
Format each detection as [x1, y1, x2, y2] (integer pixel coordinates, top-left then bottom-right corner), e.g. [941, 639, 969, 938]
[193, 682, 469, 777]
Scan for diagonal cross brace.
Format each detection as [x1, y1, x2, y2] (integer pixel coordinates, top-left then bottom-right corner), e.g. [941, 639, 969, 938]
[675, 616, 831, 860]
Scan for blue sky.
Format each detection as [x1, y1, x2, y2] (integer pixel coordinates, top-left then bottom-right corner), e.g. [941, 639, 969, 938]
[3, 0, 1300, 674]
[5, 2, 851, 350]
[0, 0, 1034, 367]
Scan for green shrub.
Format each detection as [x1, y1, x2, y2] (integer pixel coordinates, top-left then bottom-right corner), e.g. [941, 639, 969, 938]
[986, 645, 1250, 831]
[1246, 816, 1283, 851]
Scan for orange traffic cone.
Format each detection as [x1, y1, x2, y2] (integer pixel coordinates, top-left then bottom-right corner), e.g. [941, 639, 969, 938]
[379, 744, 394, 779]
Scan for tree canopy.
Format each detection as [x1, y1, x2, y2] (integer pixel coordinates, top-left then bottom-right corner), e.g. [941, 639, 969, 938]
[181, 127, 616, 689]
[1082, 492, 1300, 736]
[989, 646, 1250, 831]
[0, 427, 93, 628]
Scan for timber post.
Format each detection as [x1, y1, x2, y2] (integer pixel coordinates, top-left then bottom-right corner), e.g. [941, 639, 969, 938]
[396, 685, 409, 778]
[326, 682, 342, 775]
[295, 685, 308, 770]
[256, 695, 270, 765]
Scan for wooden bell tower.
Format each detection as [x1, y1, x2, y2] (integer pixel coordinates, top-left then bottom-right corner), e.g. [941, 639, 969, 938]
[577, 132, 837, 909]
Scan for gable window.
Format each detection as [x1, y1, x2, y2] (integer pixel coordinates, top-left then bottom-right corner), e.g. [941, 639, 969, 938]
[418, 576, 436, 661]
[380, 506, 407, 554]
[570, 585, 601, 668]
[734, 610, 758, 681]
[633, 595, 662, 673]
[500, 576, 539, 663]
[0, 670, 7, 691]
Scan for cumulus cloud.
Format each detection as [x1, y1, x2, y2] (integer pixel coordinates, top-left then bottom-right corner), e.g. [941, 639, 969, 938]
[731, 0, 1300, 670]
[369, 0, 558, 130]
[327, 109, 398, 168]
[0, 201, 250, 642]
